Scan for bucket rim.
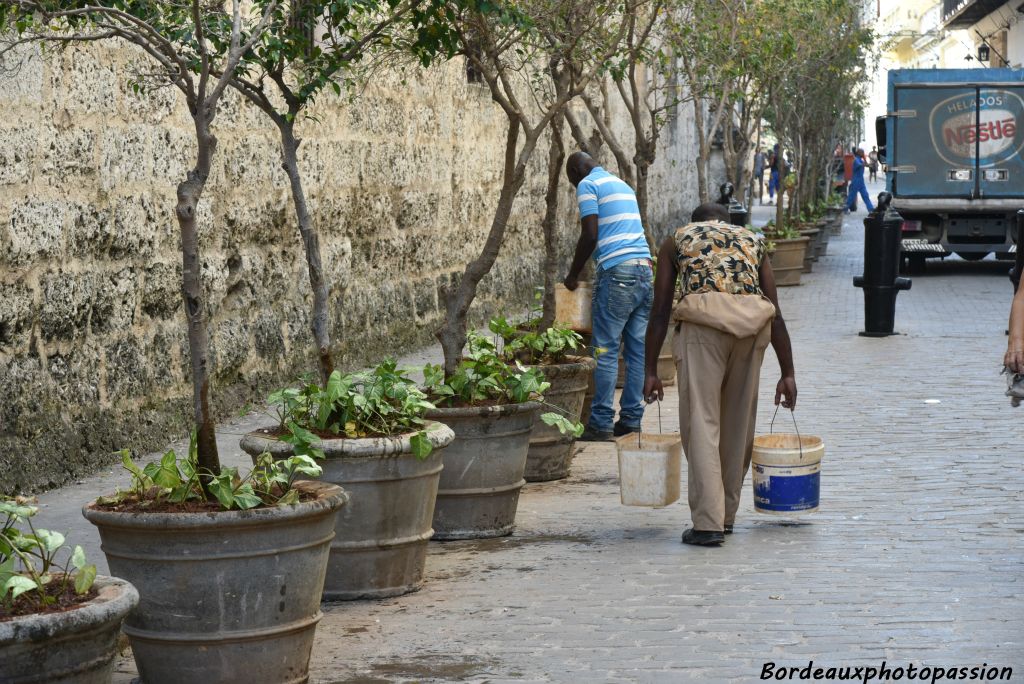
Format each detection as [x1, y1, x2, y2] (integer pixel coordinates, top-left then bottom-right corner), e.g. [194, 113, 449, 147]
[752, 432, 824, 451]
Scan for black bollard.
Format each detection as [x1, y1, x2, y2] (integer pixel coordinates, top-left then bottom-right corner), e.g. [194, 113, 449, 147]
[853, 192, 911, 337]
[716, 181, 749, 227]
[1011, 210, 1024, 294]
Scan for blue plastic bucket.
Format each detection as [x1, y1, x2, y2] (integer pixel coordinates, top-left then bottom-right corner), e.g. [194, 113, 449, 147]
[751, 433, 824, 514]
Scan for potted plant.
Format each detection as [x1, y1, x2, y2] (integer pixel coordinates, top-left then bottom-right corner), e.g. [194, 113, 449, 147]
[2, 497, 138, 683]
[797, 221, 821, 272]
[240, 361, 455, 600]
[762, 222, 810, 287]
[491, 318, 595, 481]
[422, 332, 581, 538]
[82, 443, 344, 683]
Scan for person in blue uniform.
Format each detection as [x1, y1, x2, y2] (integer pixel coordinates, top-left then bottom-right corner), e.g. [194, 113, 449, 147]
[846, 148, 874, 213]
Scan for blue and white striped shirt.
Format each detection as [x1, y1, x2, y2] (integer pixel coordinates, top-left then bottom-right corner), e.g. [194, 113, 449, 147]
[576, 167, 651, 270]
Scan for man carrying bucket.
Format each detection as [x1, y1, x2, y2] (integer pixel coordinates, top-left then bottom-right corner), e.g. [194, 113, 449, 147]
[643, 203, 798, 547]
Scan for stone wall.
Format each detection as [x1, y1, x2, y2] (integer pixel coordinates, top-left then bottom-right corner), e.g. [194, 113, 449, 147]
[0, 42, 700, 494]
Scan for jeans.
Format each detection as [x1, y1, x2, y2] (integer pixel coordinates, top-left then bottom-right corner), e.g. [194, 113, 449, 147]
[589, 262, 654, 432]
[768, 170, 779, 199]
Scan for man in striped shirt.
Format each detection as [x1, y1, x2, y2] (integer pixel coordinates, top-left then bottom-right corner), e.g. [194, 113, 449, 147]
[564, 152, 654, 441]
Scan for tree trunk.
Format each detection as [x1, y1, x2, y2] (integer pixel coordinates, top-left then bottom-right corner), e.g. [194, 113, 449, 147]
[437, 116, 538, 378]
[634, 158, 655, 250]
[693, 99, 710, 204]
[279, 121, 334, 385]
[539, 114, 566, 330]
[178, 115, 220, 480]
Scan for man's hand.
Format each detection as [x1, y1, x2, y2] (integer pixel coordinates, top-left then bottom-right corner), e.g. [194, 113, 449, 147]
[775, 376, 797, 409]
[563, 275, 579, 292]
[1006, 346, 1024, 374]
[643, 374, 664, 404]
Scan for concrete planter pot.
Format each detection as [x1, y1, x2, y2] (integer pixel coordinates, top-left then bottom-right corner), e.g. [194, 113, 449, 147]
[424, 402, 539, 539]
[814, 218, 831, 258]
[826, 206, 844, 235]
[0, 576, 138, 684]
[767, 236, 809, 287]
[798, 228, 820, 271]
[523, 356, 594, 481]
[241, 421, 453, 601]
[82, 480, 344, 684]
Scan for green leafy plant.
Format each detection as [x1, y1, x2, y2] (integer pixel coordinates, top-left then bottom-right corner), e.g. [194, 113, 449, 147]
[762, 220, 802, 240]
[269, 360, 438, 460]
[423, 332, 584, 438]
[1, 497, 97, 613]
[489, 317, 585, 365]
[95, 434, 324, 511]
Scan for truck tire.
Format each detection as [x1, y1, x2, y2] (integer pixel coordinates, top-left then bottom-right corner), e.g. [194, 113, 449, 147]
[955, 252, 988, 261]
[901, 254, 926, 275]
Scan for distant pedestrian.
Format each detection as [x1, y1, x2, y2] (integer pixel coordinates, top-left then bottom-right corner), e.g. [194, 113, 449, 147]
[846, 148, 874, 213]
[643, 203, 797, 546]
[1006, 283, 1024, 374]
[767, 145, 780, 205]
[868, 146, 879, 182]
[563, 151, 653, 441]
[753, 147, 766, 203]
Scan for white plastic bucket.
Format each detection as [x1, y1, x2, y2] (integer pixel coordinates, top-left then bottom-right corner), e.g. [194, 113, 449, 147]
[554, 282, 592, 333]
[616, 433, 682, 507]
[751, 433, 825, 515]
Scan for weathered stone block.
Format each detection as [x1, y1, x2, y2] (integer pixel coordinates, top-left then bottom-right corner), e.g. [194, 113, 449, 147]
[0, 126, 38, 186]
[6, 198, 68, 266]
[91, 267, 138, 335]
[100, 126, 151, 191]
[141, 261, 181, 320]
[0, 281, 34, 349]
[39, 271, 94, 341]
[40, 127, 96, 182]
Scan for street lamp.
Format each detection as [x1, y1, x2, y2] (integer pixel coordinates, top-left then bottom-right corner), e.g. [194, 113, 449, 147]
[978, 43, 991, 62]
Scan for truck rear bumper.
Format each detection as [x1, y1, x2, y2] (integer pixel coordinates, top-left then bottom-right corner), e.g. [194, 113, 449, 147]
[893, 198, 1024, 212]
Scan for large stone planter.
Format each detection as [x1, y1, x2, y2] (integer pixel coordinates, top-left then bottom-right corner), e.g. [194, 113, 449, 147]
[241, 421, 454, 601]
[768, 236, 809, 287]
[83, 480, 345, 684]
[798, 228, 820, 271]
[0, 576, 138, 684]
[425, 402, 539, 539]
[524, 356, 595, 482]
[826, 206, 844, 235]
[814, 218, 831, 258]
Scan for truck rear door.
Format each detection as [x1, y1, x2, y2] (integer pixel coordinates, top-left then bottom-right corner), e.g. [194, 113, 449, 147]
[893, 84, 1024, 199]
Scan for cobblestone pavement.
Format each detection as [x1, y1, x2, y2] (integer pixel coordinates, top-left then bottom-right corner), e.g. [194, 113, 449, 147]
[32, 185, 1024, 682]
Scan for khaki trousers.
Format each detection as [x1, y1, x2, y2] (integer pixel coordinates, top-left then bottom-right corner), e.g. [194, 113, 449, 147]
[673, 321, 772, 532]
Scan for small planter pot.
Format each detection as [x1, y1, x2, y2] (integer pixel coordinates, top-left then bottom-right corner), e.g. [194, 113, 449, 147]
[83, 480, 345, 684]
[0, 575, 139, 684]
[523, 356, 595, 481]
[241, 421, 454, 601]
[768, 236, 809, 287]
[798, 228, 820, 271]
[425, 402, 539, 539]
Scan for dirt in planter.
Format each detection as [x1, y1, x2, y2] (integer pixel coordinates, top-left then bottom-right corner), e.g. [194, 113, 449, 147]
[253, 425, 400, 441]
[0, 577, 98, 622]
[90, 489, 318, 514]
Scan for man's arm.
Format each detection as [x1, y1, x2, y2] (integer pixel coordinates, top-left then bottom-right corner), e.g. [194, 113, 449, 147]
[759, 256, 797, 409]
[1006, 284, 1024, 372]
[563, 214, 598, 291]
[642, 237, 679, 403]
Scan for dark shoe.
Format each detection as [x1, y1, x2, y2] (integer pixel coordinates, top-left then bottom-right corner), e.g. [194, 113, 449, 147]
[578, 426, 613, 442]
[613, 421, 640, 437]
[724, 524, 734, 534]
[681, 528, 725, 546]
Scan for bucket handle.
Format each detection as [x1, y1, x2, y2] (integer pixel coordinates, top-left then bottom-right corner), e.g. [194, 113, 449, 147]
[770, 405, 804, 460]
[636, 400, 663, 448]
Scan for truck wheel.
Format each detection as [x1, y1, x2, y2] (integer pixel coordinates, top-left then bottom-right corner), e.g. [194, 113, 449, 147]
[901, 254, 926, 275]
[955, 252, 988, 261]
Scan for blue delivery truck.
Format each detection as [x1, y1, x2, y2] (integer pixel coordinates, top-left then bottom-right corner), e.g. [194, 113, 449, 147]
[876, 68, 1024, 269]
